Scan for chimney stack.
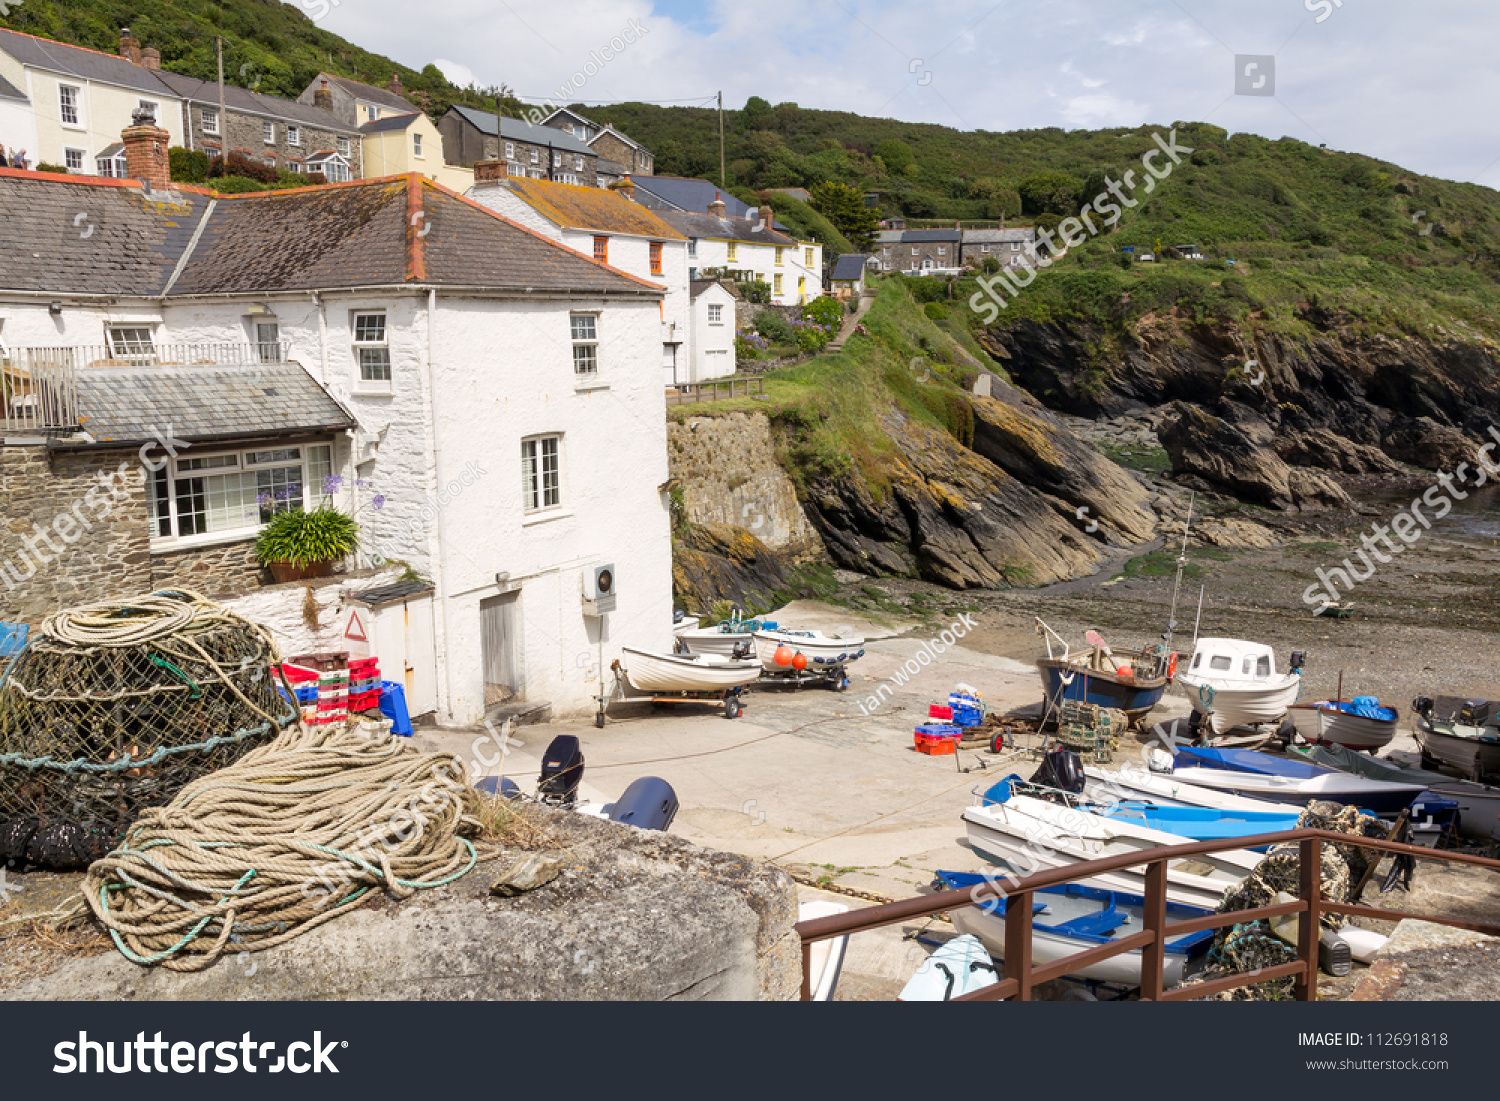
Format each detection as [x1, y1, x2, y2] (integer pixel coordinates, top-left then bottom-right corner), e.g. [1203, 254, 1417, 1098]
[122, 105, 170, 192]
[118, 27, 142, 65]
[141, 47, 161, 71]
[386, 72, 404, 96]
[614, 175, 636, 202]
[707, 191, 726, 218]
[473, 158, 508, 184]
[759, 204, 773, 230]
[313, 79, 334, 112]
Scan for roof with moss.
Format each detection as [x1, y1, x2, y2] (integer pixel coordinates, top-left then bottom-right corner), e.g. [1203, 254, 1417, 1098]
[503, 177, 686, 239]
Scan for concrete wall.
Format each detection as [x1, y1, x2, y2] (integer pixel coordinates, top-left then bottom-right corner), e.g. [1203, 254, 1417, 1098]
[667, 411, 823, 563]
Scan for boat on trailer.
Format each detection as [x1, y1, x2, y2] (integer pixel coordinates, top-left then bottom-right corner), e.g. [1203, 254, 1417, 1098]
[750, 627, 864, 690]
[1288, 697, 1398, 751]
[1296, 742, 1500, 841]
[1173, 638, 1304, 736]
[618, 647, 761, 693]
[676, 611, 773, 659]
[936, 871, 1215, 989]
[1412, 697, 1500, 781]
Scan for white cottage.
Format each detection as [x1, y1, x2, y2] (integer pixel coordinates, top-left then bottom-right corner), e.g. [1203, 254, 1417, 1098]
[0, 152, 675, 725]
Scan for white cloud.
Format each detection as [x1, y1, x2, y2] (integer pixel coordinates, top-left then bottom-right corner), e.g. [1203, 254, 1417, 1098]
[432, 58, 477, 89]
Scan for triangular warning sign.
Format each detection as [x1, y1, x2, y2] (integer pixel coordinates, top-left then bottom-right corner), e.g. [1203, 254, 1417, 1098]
[344, 609, 368, 642]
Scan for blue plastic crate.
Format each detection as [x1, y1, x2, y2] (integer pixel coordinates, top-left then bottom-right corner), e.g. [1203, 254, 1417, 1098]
[914, 724, 960, 739]
[951, 707, 984, 728]
[0, 622, 28, 658]
[379, 680, 413, 737]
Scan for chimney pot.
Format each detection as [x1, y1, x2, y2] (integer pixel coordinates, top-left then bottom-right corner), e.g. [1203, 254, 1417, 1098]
[141, 47, 161, 71]
[707, 191, 726, 217]
[386, 72, 404, 96]
[117, 27, 143, 65]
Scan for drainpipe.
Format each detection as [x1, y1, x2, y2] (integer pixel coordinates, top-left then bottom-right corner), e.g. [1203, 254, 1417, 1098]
[422, 286, 455, 722]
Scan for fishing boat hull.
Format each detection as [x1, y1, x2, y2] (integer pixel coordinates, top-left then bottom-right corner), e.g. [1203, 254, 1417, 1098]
[1083, 763, 1291, 814]
[1174, 674, 1302, 735]
[1289, 703, 1397, 750]
[962, 787, 1259, 909]
[1414, 719, 1500, 782]
[1167, 762, 1424, 814]
[939, 873, 1212, 988]
[1036, 658, 1168, 725]
[619, 648, 761, 693]
[1299, 743, 1500, 841]
[751, 630, 865, 672]
[675, 629, 756, 659]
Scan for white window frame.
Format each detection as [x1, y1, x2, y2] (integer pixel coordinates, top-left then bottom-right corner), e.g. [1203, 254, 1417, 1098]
[287, 125, 300, 147]
[107, 326, 157, 363]
[366, 104, 379, 122]
[58, 83, 82, 128]
[95, 152, 127, 178]
[147, 442, 335, 548]
[557, 173, 578, 185]
[412, 132, 423, 158]
[570, 312, 599, 378]
[63, 147, 85, 173]
[530, 147, 539, 165]
[688, 239, 698, 258]
[253, 320, 282, 363]
[336, 136, 351, 157]
[1012, 242, 1021, 251]
[707, 303, 724, 324]
[505, 141, 515, 159]
[201, 107, 219, 135]
[912, 247, 920, 256]
[521, 435, 562, 514]
[262, 155, 277, 169]
[352, 310, 392, 391]
[575, 154, 583, 171]
[981, 244, 991, 253]
[263, 120, 275, 144]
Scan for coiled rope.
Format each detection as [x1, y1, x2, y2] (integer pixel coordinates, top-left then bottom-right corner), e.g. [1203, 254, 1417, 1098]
[81, 721, 488, 971]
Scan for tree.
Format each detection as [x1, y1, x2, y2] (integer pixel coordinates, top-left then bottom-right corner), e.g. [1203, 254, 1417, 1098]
[874, 138, 913, 175]
[1019, 170, 1084, 216]
[809, 182, 880, 250]
[740, 96, 773, 131]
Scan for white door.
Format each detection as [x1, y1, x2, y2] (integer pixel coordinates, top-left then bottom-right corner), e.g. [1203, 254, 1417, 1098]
[369, 595, 438, 717]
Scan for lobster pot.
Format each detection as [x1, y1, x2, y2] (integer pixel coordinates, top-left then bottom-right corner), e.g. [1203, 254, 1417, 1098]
[0, 591, 297, 869]
[1056, 701, 1128, 763]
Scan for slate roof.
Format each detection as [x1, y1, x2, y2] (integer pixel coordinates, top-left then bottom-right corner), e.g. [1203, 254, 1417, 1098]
[962, 227, 1037, 244]
[71, 363, 356, 446]
[689, 279, 737, 299]
[447, 105, 596, 157]
[830, 253, 871, 280]
[323, 73, 414, 113]
[349, 579, 435, 606]
[901, 229, 961, 243]
[658, 210, 796, 247]
[633, 176, 758, 219]
[153, 72, 360, 133]
[876, 230, 904, 246]
[0, 170, 664, 298]
[359, 112, 423, 135]
[503, 177, 684, 239]
[0, 29, 175, 97]
[0, 72, 26, 102]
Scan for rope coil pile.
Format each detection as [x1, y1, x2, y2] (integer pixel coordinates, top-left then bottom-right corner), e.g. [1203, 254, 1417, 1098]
[82, 721, 485, 971]
[0, 590, 296, 868]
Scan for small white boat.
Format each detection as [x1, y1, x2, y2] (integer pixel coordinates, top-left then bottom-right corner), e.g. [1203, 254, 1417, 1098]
[1412, 697, 1500, 781]
[938, 872, 1215, 988]
[751, 628, 865, 672]
[962, 779, 1260, 909]
[1289, 698, 1398, 750]
[618, 647, 761, 693]
[1083, 759, 1290, 814]
[798, 900, 849, 1001]
[1169, 747, 1425, 814]
[676, 628, 757, 659]
[1174, 638, 1303, 735]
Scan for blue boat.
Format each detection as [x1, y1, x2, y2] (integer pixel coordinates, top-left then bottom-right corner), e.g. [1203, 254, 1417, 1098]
[1036, 647, 1170, 726]
[1097, 802, 1301, 842]
[935, 871, 1214, 987]
[1169, 746, 1429, 815]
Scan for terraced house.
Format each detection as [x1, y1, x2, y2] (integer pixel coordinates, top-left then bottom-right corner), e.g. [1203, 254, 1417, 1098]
[0, 140, 674, 726]
[538, 107, 654, 185]
[437, 105, 599, 186]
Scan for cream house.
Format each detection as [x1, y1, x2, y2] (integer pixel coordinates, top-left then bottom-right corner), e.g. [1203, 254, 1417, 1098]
[360, 112, 473, 192]
[0, 27, 185, 175]
[662, 200, 818, 308]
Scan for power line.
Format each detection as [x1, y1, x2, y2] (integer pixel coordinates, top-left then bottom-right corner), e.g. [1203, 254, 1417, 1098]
[511, 94, 720, 106]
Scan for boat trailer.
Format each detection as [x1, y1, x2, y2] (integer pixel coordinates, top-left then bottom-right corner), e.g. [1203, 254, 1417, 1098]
[592, 658, 750, 727]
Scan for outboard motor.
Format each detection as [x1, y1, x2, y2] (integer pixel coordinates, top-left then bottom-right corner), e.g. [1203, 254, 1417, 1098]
[1288, 650, 1306, 673]
[1460, 699, 1491, 726]
[607, 777, 679, 832]
[474, 775, 523, 800]
[1411, 696, 1434, 720]
[538, 734, 585, 806]
[1029, 748, 1085, 794]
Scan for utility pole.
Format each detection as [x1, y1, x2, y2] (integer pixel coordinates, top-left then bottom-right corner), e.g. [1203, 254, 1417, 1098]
[215, 37, 226, 164]
[718, 90, 725, 189]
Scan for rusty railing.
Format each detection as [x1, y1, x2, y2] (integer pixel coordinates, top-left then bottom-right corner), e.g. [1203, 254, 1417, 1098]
[794, 827, 1500, 1002]
[665, 377, 766, 406]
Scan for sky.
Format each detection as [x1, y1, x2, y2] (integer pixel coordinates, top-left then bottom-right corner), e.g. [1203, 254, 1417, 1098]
[314, 0, 1500, 189]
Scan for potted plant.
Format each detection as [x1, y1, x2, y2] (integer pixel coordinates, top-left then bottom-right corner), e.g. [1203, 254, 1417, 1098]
[254, 477, 382, 583]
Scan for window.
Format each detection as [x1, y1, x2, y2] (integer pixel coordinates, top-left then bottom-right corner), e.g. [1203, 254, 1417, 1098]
[366, 105, 378, 122]
[505, 141, 515, 159]
[575, 155, 583, 171]
[352, 312, 391, 384]
[58, 84, 80, 126]
[570, 313, 598, 376]
[263, 120, 275, 144]
[508, 162, 525, 177]
[649, 242, 663, 275]
[262, 155, 276, 169]
[911, 247, 919, 256]
[108, 327, 156, 362]
[201, 108, 219, 135]
[937, 246, 947, 256]
[981, 244, 991, 253]
[557, 173, 579, 186]
[707, 303, 723, 324]
[592, 236, 608, 264]
[287, 125, 300, 146]
[521, 436, 560, 512]
[255, 321, 281, 363]
[95, 152, 126, 178]
[805, 247, 814, 266]
[1191, 653, 1202, 670]
[883, 246, 891, 255]
[1012, 242, 1021, 251]
[554, 151, 563, 167]
[773, 273, 783, 295]
[147, 444, 333, 542]
[412, 132, 423, 157]
[321, 158, 350, 183]
[336, 137, 351, 157]
[687, 239, 697, 258]
[288, 162, 303, 174]
[530, 147, 539, 164]
[775, 248, 784, 266]
[726, 241, 738, 262]
[1209, 655, 1232, 672]
[64, 147, 84, 173]
[574, 124, 586, 140]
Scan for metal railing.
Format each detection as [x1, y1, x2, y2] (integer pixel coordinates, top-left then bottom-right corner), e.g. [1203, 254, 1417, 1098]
[794, 827, 1500, 1001]
[26, 342, 292, 368]
[666, 377, 765, 406]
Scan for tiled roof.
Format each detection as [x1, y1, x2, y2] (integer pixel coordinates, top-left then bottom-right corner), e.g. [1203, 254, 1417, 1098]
[830, 253, 870, 280]
[447, 106, 595, 157]
[0, 29, 174, 97]
[70, 363, 356, 446]
[659, 210, 796, 247]
[502, 177, 685, 239]
[153, 72, 360, 133]
[689, 279, 736, 298]
[324, 73, 414, 113]
[359, 112, 423, 135]
[0, 72, 26, 102]
[902, 229, 961, 243]
[962, 228, 1037, 243]
[0, 171, 663, 299]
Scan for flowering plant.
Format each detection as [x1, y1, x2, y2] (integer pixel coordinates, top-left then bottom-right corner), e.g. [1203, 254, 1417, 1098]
[253, 475, 384, 568]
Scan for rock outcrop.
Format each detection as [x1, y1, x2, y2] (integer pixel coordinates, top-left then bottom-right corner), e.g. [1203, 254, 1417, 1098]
[672, 522, 789, 615]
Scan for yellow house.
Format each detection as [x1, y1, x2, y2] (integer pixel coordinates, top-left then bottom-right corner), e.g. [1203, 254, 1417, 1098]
[359, 112, 472, 192]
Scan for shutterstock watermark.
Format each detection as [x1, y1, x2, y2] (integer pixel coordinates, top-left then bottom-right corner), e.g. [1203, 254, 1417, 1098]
[857, 612, 978, 716]
[1302, 426, 1500, 608]
[968, 130, 1194, 323]
[521, 20, 649, 127]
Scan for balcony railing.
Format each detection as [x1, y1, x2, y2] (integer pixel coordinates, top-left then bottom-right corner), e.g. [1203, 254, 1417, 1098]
[2, 343, 292, 435]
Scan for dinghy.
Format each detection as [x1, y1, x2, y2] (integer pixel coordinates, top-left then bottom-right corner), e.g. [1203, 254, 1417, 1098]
[1083, 760, 1293, 814]
[618, 647, 761, 693]
[1412, 697, 1500, 781]
[1289, 697, 1398, 750]
[1297, 743, 1500, 841]
[1174, 638, 1303, 736]
[962, 778, 1261, 909]
[751, 628, 865, 672]
[937, 871, 1215, 988]
[898, 934, 1001, 1000]
[676, 614, 773, 659]
[1035, 619, 1170, 727]
[798, 900, 850, 1001]
[1095, 802, 1300, 842]
[1170, 746, 1426, 814]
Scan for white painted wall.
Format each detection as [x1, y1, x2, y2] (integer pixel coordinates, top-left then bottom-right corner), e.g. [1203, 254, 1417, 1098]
[0, 94, 38, 165]
[689, 283, 737, 382]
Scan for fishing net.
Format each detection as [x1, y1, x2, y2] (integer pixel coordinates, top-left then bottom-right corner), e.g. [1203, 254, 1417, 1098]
[1055, 701, 1128, 763]
[0, 590, 296, 869]
[1177, 800, 1393, 1001]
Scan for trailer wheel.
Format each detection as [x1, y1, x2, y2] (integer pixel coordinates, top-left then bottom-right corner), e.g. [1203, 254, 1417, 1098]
[830, 675, 849, 692]
[594, 712, 606, 729]
[989, 732, 1008, 755]
[724, 698, 741, 720]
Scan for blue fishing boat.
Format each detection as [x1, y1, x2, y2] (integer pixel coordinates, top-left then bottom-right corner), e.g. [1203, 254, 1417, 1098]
[1035, 621, 1171, 726]
[1169, 746, 1428, 814]
[1096, 802, 1301, 842]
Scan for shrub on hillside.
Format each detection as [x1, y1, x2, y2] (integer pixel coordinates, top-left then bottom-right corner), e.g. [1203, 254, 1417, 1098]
[801, 295, 843, 332]
[753, 311, 795, 344]
[924, 301, 950, 320]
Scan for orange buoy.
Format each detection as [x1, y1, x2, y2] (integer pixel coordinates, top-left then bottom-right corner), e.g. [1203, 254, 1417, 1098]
[773, 645, 794, 667]
[791, 652, 808, 671]
[1167, 651, 1179, 679]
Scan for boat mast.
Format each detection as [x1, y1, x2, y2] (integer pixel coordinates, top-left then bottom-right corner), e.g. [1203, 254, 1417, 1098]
[1191, 583, 1205, 646]
[1164, 492, 1194, 651]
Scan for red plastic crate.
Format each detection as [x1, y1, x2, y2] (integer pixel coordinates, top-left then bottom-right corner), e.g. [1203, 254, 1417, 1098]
[349, 690, 381, 712]
[915, 732, 957, 756]
[929, 704, 953, 720]
[349, 657, 380, 678]
[278, 663, 321, 685]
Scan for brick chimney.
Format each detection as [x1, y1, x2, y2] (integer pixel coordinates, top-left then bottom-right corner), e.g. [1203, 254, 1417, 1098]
[122, 105, 170, 191]
[613, 175, 636, 201]
[759, 204, 773, 230]
[473, 158, 508, 184]
[118, 27, 142, 65]
[708, 191, 726, 218]
[141, 47, 161, 71]
[313, 79, 334, 112]
[386, 72, 404, 96]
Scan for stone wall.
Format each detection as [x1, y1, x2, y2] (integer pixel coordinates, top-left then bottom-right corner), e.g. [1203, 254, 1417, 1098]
[667, 412, 823, 563]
